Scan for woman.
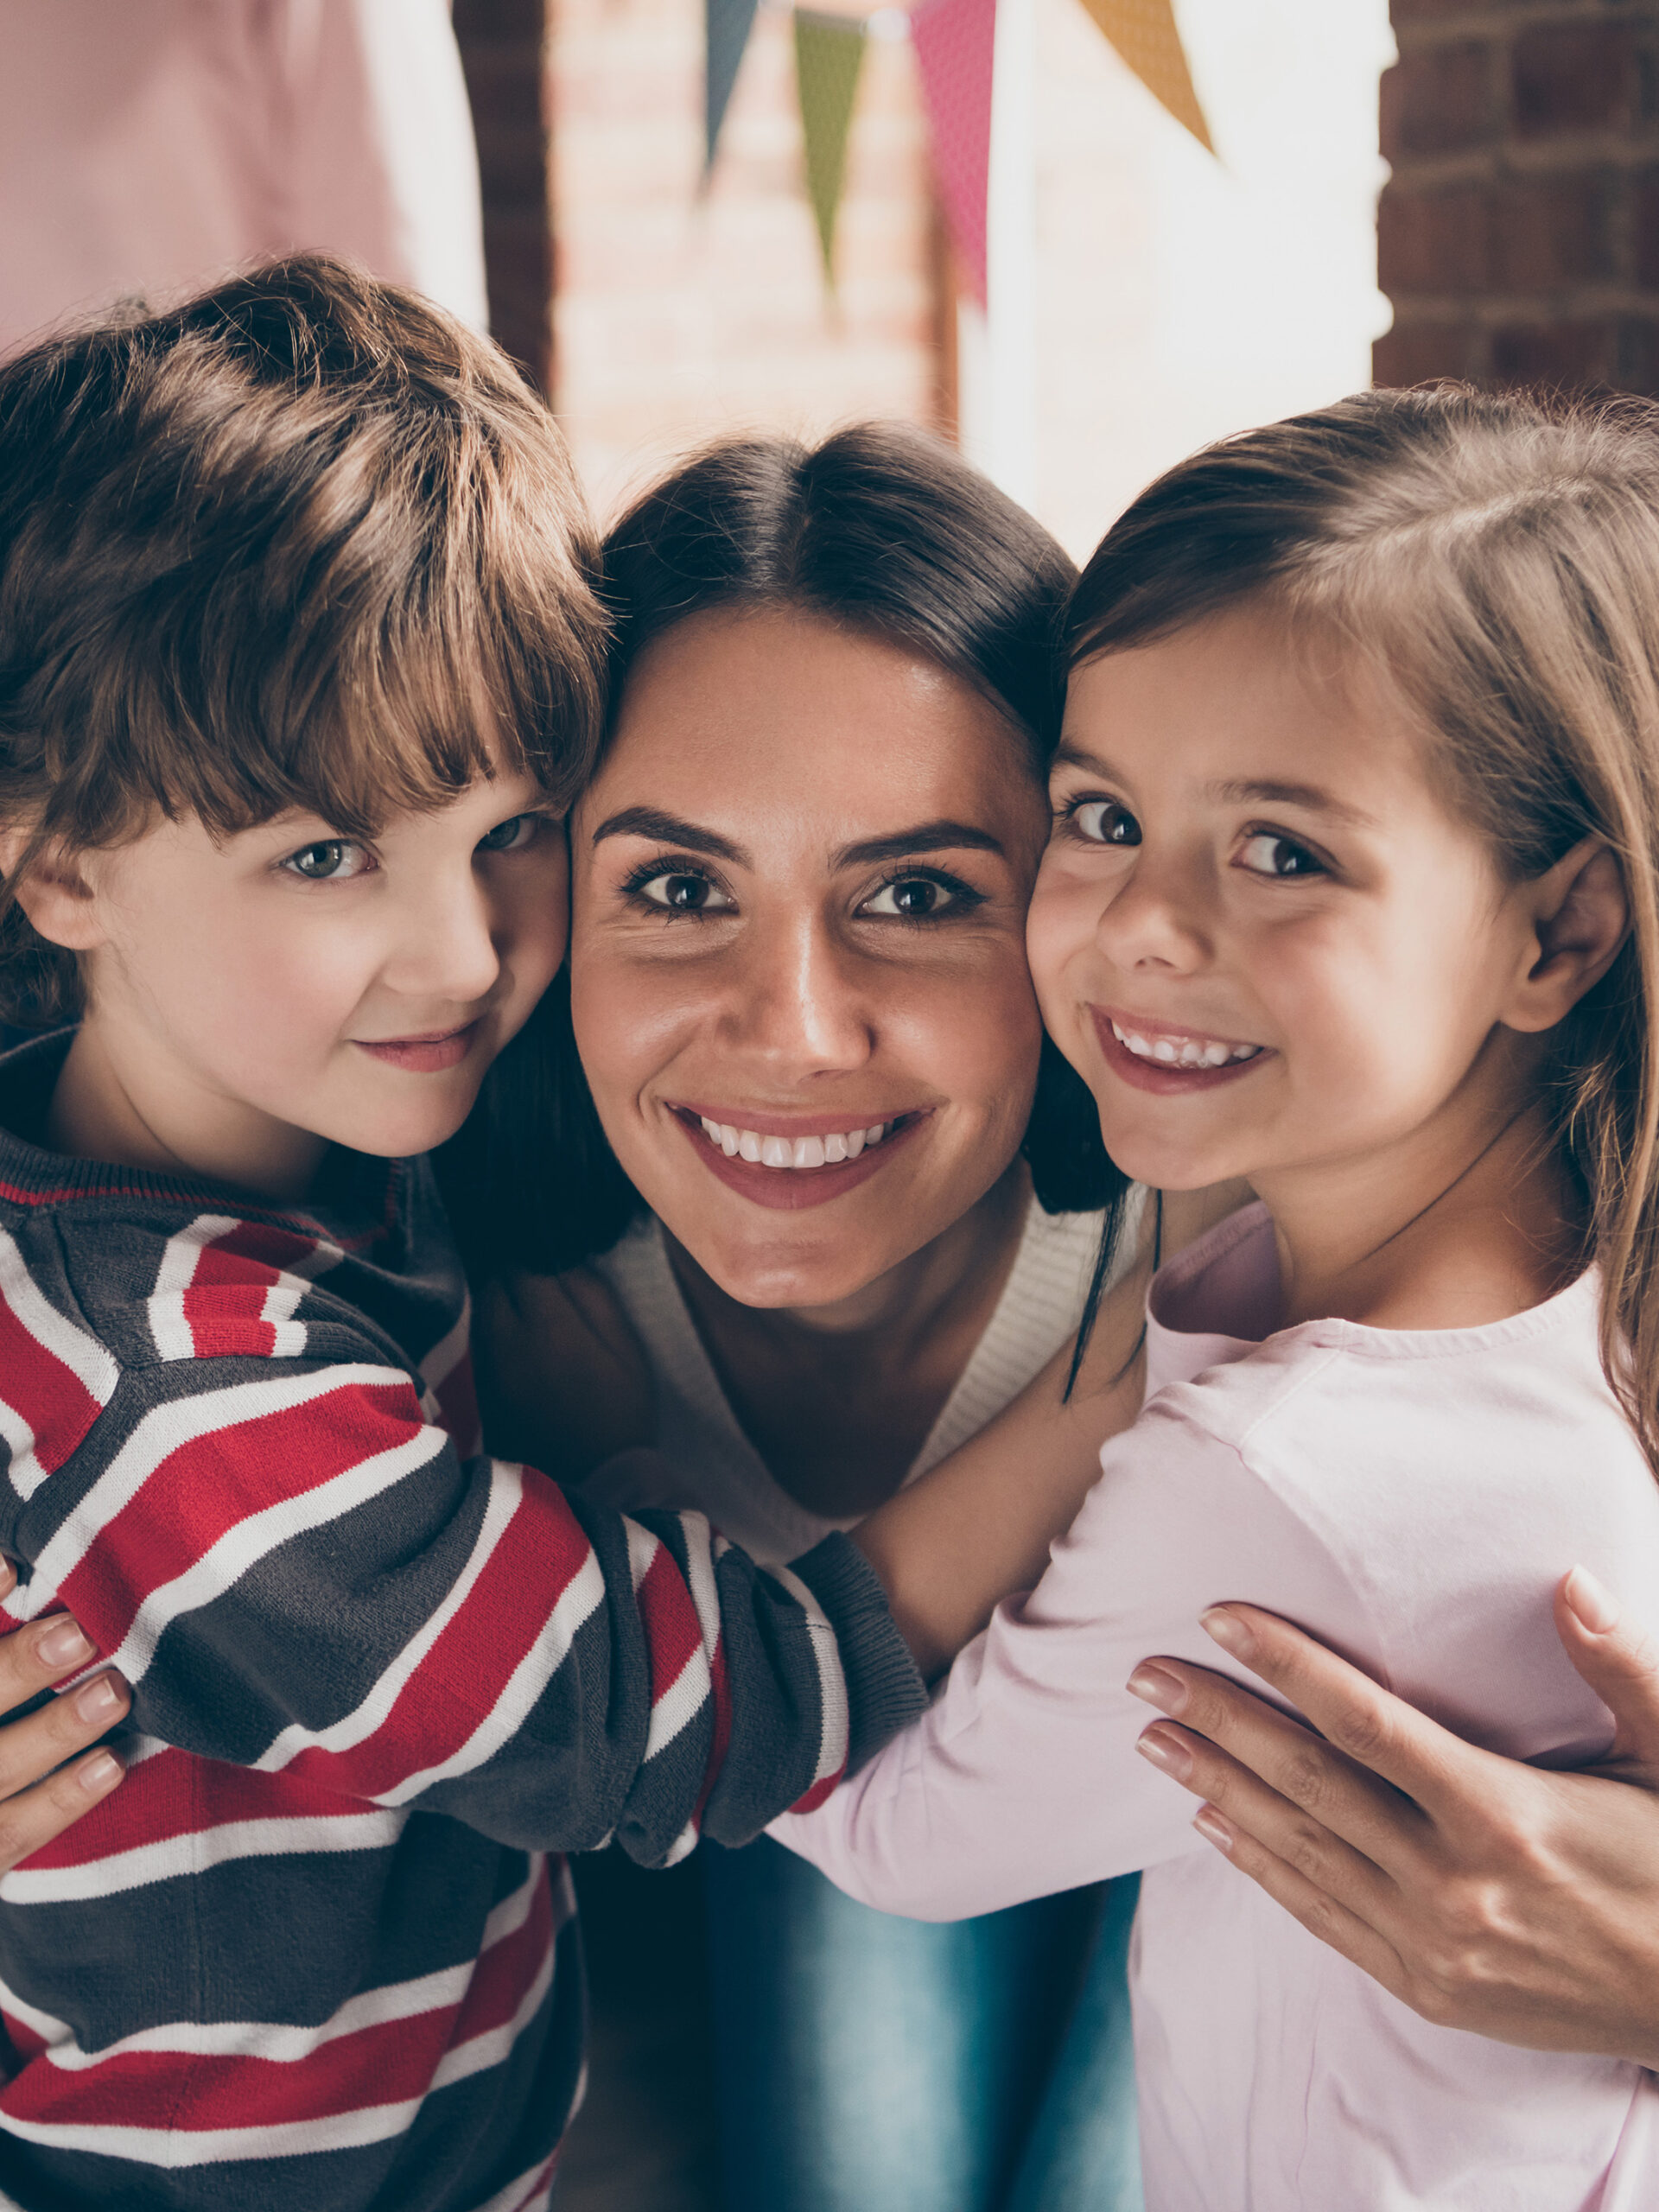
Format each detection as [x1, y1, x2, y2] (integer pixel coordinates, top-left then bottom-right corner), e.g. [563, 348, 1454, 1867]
[452, 423, 1155, 2212]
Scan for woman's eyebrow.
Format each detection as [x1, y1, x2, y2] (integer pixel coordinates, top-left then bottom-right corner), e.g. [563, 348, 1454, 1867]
[834, 820, 1005, 868]
[588, 805, 748, 865]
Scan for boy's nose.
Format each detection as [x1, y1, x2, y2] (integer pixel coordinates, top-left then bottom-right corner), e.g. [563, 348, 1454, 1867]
[383, 872, 504, 1007]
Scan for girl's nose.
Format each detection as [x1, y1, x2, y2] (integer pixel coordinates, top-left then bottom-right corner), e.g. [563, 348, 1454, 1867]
[1093, 849, 1211, 975]
[724, 917, 874, 1076]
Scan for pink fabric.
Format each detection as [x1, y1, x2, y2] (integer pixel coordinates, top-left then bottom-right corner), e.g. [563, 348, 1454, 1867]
[909, 0, 995, 308]
[777, 1203, 1659, 2209]
[0, 0, 486, 361]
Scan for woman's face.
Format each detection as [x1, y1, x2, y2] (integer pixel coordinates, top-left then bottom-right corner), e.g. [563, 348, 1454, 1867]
[569, 605, 1050, 1308]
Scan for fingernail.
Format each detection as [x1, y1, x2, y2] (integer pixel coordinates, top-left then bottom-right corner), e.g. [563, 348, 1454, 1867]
[1127, 1662, 1187, 1714]
[1136, 1724, 1193, 1780]
[73, 1675, 121, 1724]
[77, 1751, 121, 1795]
[1201, 1606, 1254, 1659]
[37, 1619, 93, 1671]
[1563, 1566, 1620, 1635]
[1193, 1805, 1235, 1853]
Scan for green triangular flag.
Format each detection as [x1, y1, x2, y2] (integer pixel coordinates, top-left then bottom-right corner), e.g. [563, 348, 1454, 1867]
[793, 10, 868, 284]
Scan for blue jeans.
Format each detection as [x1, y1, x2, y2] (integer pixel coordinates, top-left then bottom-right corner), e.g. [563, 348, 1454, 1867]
[703, 1836, 1142, 2212]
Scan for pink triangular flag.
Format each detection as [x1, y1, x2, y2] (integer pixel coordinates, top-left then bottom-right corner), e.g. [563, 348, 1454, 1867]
[910, 0, 995, 309]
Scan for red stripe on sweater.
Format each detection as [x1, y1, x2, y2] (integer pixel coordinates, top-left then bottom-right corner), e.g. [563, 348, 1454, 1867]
[0, 1296, 104, 1478]
[279, 1471, 599, 1799]
[634, 1543, 706, 1710]
[16, 1747, 370, 1873]
[55, 1379, 429, 1654]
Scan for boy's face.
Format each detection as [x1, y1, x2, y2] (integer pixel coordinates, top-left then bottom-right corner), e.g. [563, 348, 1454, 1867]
[38, 766, 569, 1191]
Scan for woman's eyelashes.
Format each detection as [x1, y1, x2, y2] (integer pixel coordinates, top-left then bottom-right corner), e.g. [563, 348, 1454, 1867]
[858, 868, 985, 921]
[613, 855, 988, 924]
[618, 859, 736, 916]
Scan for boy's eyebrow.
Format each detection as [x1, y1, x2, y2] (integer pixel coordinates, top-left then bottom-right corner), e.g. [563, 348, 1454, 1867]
[833, 820, 1004, 868]
[589, 806, 748, 865]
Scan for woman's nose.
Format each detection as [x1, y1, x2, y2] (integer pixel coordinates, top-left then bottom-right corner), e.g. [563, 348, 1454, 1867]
[724, 917, 874, 1074]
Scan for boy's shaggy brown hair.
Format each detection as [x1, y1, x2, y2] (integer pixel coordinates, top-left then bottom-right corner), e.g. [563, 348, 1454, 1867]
[0, 252, 608, 1024]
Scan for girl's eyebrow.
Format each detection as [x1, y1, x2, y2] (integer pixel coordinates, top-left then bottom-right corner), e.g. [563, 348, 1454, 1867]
[1211, 778, 1376, 828]
[589, 805, 747, 865]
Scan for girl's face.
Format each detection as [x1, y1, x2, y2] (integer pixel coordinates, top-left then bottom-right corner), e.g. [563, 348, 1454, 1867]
[1029, 605, 1552, 1200]
[569, 606, 1050, 1308]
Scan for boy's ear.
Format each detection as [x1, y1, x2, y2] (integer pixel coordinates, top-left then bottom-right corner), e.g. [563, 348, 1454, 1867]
[1503, 837, 1630, 1034]
[0, 833, 106, 955]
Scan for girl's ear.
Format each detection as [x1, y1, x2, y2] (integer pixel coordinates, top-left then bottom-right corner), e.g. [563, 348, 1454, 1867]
[1503, 837, 1630, 1034]
[0, 834, 106, 955]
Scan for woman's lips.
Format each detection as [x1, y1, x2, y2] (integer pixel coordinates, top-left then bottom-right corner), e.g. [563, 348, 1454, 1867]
[353, 1023, 479, 1073]
[670, 1106, 926, 1211]
[1090, 1007, 1271, 1096]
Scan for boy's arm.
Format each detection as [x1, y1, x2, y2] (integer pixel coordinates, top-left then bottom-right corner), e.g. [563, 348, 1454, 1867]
[4, 1343, 924, 1866]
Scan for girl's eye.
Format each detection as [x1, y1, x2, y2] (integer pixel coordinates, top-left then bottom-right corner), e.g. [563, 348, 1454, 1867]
[282, 840, 372, 881]
[1236, 831, 1325, 880]
[860, 874, 974, 919]
[631, 869, 735, 915]
[477, 813, 540, 854]
[1065, 798, 1141, 847]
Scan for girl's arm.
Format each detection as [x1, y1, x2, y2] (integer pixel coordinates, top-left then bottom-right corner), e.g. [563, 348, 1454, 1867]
[1121, 1575, 1659, 2069]
[475, 1265, 654, 1480]
[852, 1179, 1251, 1680]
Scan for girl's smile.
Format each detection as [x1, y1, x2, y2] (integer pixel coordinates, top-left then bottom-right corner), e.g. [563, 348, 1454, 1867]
[1091, 1007, 1266, 1090]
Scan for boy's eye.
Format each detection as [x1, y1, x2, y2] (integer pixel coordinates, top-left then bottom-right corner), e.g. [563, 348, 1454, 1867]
[1236, 831, 1325, 880]
[477, 813, 539, 854]
[859, 873, 976, 919]
[631, 869, 735, 914]
[282, 839, 372, 881]
[1065, 798, 1141, 847]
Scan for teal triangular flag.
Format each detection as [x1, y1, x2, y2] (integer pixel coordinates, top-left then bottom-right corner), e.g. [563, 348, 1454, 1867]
[707, 0, 761, 172]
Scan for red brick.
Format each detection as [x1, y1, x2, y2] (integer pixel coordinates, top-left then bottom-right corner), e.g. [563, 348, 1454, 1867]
[1377, 184, 1491, 296]
[1512, 22, 1639, 141]
[1373, 318, 1488, 387]
[1381, 42, 1496, 162]
[1490, 315, 1620, 385]
[1491, 170, 1615, 290]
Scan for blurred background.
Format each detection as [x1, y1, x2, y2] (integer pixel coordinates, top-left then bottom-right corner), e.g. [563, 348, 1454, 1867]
[7, 2, 1656, 562]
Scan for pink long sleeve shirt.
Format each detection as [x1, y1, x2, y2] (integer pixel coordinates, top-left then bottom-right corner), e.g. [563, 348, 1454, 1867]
[774, 1202, 1659, 2210]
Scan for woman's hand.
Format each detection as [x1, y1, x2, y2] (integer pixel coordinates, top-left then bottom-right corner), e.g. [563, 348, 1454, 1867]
[0, 1577, 128, 1873]
[1127, 1569, 1659, 2066]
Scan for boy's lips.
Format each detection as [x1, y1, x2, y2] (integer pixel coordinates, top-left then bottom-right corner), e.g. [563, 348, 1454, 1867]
[1090, 1006, 1271, 1096]
[668, 1104, 928, 1211]
[353, 1022, 480, 1073]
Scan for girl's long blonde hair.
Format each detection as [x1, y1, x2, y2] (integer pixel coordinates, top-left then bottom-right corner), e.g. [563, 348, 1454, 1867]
[1065, 385, 1659, 1465]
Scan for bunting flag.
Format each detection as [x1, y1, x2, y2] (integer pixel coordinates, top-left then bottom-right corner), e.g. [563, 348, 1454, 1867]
[794, 10, 870, 283]
[1075, 0, 1211, 151]
[706, 0, 761, 174]
[909, 0, 996, 308]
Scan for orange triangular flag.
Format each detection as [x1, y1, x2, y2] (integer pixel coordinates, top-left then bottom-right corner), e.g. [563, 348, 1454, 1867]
[1075, 0, 1211, 151]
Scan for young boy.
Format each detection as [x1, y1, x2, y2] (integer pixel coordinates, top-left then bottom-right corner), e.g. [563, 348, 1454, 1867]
[0, 257, 928, 2212]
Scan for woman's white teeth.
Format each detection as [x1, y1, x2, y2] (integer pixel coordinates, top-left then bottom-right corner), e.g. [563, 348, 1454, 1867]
[699, 1116, 888, 1166]
[1109, 1020, 1259, 1069]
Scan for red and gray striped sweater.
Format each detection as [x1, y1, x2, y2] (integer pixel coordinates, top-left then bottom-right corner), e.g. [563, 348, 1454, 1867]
[0, 1033, 925, 2212]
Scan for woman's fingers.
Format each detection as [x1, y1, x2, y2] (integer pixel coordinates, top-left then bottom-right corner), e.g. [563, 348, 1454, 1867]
[1184, 1796, 1415, 2005]
[1554, 1569, 1659, 1780]
[1135, 1714, 1402, 1917]
[1190, 1605, 1509, 1829]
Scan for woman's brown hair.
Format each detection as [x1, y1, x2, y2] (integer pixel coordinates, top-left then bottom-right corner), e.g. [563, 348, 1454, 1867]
[0, 251, 608, 1025]
[1065, 384, 1659, 1463]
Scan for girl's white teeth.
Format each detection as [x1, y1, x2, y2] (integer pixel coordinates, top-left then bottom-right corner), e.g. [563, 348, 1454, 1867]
[699, 1117, 888, 1166]
[1109, 1020, 1259, 1069]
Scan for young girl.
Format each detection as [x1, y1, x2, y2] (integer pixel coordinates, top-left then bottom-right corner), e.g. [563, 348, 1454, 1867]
[779, 386, 1659, 2206]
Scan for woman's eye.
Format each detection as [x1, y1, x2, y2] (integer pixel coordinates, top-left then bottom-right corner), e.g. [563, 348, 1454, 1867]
[477, 813, 540, 855]
[633, 870, 735, 914]
[860, 875, 963, 919]
[1065, 798, 1141, 847]
[281, 840, 372, 881]
[1236, 831, 1325, 880]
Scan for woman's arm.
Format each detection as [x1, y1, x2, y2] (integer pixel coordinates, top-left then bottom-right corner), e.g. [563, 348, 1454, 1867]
[1125, 1572, 1659, 2067]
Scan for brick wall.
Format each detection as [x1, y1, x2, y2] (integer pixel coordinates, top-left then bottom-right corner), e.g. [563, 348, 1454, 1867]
[1376, 0, 1659, 391]
[454, 0, 554, 392]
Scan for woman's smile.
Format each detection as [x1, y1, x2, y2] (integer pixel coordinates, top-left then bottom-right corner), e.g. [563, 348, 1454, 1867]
[670, 1103, 929, 1210]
